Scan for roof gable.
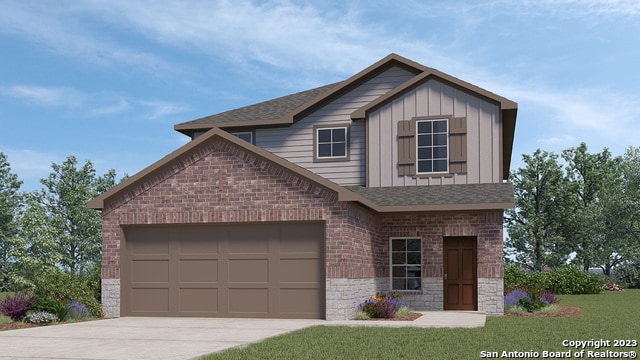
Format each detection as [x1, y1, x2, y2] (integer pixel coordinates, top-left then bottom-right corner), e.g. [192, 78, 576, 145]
[89, 127, 513, 212]
[174, 53, 425, 135]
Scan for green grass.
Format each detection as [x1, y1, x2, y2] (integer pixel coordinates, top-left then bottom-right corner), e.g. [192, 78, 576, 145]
[0, 292, 12, 324]
[204, 290, 640, 360]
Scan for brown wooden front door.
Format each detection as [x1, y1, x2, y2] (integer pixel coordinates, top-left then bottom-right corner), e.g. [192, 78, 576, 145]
[443, 237, 477, 310]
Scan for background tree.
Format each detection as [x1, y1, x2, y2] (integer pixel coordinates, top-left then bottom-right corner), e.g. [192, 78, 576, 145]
[562, 143, 623, 273]
[0, 152, 23, 291]
[505, 149, 571, 270]
[36, 156, 116, 274]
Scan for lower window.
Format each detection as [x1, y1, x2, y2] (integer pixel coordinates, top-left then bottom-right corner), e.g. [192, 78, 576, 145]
[390, 238, 422, 291]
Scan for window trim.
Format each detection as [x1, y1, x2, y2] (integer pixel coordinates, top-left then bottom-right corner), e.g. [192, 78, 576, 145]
[313, 124, 350, 162]
[230, 131, 254, 144]
[389, 237, 422, 292]
[415, 118, 449, 175]
[397, 115, 467, 177]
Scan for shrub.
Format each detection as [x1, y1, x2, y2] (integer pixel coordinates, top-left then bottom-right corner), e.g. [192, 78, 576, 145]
[504, 265, 530, 293]
[25, 311, 59, 324]
[604, 282, 624, 291]
[33, 296, 70, 321]
[505, 264, 605, 295]
[0, 292, 34, 322]
[541, 290, 559, 305]
[504, 304, 526, 314]
[615, 260, 640, 289]
[358, 292, 405, 319]
[504, 288, 529, 307]
[544, 266, 605, 294]
[66, 300, 91, 320]
[32, 269, 102, 318]
[504, 287, 559, 313]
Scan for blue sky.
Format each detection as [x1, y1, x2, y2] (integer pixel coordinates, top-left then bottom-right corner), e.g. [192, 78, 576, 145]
[1, 0, 639, 192]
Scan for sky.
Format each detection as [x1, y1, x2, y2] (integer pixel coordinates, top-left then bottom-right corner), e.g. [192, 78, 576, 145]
[1, 0, 639, 192]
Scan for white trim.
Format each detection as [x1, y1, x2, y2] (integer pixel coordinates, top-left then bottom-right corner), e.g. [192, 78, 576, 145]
[316, 126, 348, 159]
[231, 131, 254, 144]
[415, 118, 449, 174]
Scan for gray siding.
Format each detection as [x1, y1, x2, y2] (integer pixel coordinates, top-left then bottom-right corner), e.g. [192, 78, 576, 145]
[368, 79, 502, 187]
[256, 66, 416, 186]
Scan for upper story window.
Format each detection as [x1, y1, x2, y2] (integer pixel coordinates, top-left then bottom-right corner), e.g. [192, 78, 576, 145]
[231, 131, 254, 144]
[314, 125, 349, 162]
[397, 116, 467, 177]
[416, 119, 449, 174]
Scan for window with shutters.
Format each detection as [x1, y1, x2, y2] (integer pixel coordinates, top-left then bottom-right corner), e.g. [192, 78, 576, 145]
[397, 116, 467, 176]
[416, 119, 449, 173]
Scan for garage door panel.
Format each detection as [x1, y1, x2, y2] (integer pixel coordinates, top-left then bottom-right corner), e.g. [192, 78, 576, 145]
[228, 259, 268, 283]
[179, 288, 218, 313]
[280, 289, 321, 315]
[280, 259, 321, 283]
[179, 235, 218, 255]
[179, 259, 218, 283]
[130, 233, 169, 255]
[131, 288, 169, 313]
[123, 223, 324, 319]
[228, 237, 269, 254]
[228, 288, 269, 314]
[279, 225, 323, 254]
[132, 260, 169, 283]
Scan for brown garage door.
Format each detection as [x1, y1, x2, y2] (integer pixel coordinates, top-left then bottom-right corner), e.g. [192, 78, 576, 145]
[121, 222, 325, 319]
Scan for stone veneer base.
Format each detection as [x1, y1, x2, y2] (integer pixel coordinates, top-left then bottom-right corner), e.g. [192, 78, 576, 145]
[102, 276, 502, 319]
[102, 278, 120, 317]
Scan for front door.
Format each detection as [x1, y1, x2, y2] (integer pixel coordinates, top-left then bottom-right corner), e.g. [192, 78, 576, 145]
[443, 237, 477, 310]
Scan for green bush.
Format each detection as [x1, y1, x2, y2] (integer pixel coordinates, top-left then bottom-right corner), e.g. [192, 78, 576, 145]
[615, 259, 640, 289]
[544, 266, 604, 294]
[32, 296, 70, 321]
[504, 264, 604, 295]
[32, 269, 102, 318]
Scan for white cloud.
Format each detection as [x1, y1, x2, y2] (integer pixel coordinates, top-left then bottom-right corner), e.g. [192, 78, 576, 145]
[138, 100, 189, 121]
[0, 1, 179, 75]
[0, 85, 84, 108]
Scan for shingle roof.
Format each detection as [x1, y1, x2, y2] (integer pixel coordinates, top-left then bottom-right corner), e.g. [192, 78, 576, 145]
[344, 183, 514, 208]
[174, 82, 341, 131]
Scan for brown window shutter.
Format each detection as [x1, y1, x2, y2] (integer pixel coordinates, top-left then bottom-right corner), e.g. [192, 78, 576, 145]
[449, 117, 467, 173]
[398, 120, 416, 176]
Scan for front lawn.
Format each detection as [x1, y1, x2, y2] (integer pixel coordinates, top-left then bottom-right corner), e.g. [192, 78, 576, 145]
[205, 290, 640, 359]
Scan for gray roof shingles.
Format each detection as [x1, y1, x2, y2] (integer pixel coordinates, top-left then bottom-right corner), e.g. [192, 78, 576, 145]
[176, 82, 342, 127]
[344, 183, 514, 207]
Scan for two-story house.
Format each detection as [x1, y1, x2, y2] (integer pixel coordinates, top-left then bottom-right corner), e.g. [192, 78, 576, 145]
[89, 54, 517, 320]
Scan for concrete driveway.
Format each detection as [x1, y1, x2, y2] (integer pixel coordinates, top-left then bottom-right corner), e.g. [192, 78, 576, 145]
[0, 312, 485, 359]
[0, 317, 325, 360]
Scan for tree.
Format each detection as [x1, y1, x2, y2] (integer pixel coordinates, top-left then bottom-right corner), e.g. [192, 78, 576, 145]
[18, 156, 116, 277]
[0, 152, 23, 291]
[562, 143, 624, 273]
[505, 149, 572, 270]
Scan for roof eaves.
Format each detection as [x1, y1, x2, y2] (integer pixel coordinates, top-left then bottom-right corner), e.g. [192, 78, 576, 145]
[351, 69, 517, 120]
[87, 127, 378, 211]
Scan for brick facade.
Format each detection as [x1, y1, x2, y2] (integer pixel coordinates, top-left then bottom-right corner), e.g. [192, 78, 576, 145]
[100, 136, 505, 319]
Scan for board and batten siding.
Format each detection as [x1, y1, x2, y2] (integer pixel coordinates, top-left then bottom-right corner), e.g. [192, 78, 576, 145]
[368, 79, 502, 187]
[256, 65, 417, 186]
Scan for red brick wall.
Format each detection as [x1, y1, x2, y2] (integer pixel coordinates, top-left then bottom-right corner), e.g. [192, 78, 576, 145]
[101, 137, 382, 280]
[380, 210, 504, 278]
[101, 135, 503, 284]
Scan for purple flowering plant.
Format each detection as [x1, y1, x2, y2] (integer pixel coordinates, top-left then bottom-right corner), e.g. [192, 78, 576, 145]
[66, 300, 91, 320]
[358, 291, 405, 318]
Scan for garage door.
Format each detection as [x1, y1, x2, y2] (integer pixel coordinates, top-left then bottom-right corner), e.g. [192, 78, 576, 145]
[121, 222, 325, 319]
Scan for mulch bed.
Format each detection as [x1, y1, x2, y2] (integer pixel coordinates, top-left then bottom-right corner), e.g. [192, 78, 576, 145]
[0, 322, 39, 331]
[504, 306, 582, 318]
[367, 312, 423, 321]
